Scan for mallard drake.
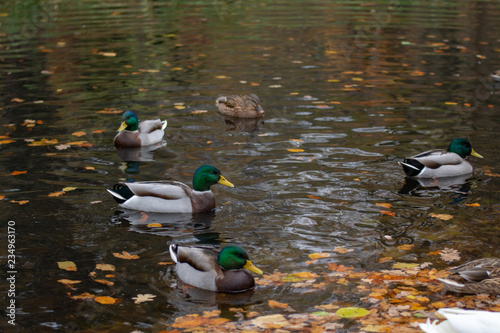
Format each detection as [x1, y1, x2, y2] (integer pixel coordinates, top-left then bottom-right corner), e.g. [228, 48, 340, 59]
[420, 308, 500, 333]
[169, 244, 263, 292]
[399, 138, 483, 178]
[113, 111, 167, 148]
[106, 164, 234, 213]
[216, 94, 264, 118]
[437, 258, 500, 294]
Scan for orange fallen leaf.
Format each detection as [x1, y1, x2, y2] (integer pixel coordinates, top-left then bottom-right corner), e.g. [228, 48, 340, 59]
[95, 264, 116, 271]
[10, 200, 29, 205]
[0, 195, 5, 200]
[147, 223, 162, 228]
[48, 191, 65, 197]
[10, 170, 27, 176]
[94, 279, 114, 286]
[92, 129, 106, 133]
[287, 148, 305, 153]
[379, 257, 393, 263]
[334, 246, 353, 254]
[11, 97, 24, 103]
[71, 131, 86, 137]
[112, 251, 139, 260]
[375, 203, 392, 209]
[292, 271, 319, 278]
[397, 244, 414, 251]
[70, 292, 95, 300]
[94, 296, 119, 304]
[0, 139, 15, 144]
[308, 252, 330, 260]
[268, 300, 289, 309]
[380, 210, 396, 217]
[191, 110, 208, 114]
[308, 194, 322, 200]
[465, 203, 480, 207]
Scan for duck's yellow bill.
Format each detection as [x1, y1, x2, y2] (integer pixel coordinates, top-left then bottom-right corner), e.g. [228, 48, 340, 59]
[218, 175, 235, 188]
[244, 260, 263, 275]
[117, 122, 127, 132]
[471, 149, 483, 158]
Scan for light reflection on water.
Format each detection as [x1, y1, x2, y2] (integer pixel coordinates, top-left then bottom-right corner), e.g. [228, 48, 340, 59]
[0, 0, 499, 331]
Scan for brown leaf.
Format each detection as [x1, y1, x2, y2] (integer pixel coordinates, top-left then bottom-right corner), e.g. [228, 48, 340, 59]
[71, 131, 86, 137]
[379, 257, 393, 263]
[95, 264, 116, 271]
[70, 292, 95, 300]
[308, 194, 322, 200]
[94, 279, 114, 286]
[397, 244, 414, 251]
[376, 203, 392, 209]
[334, 246, 353, 254]
[439, 248, 460, 262]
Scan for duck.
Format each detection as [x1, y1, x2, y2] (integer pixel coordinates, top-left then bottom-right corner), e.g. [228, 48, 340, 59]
[216, 94, 264, 118]
[106, 164, 234, 213]
[113, 111, 167, 148]
[399, 138, 483, 178]
[419, 308, 500, 333]
[437, 258, 500, 294]
[169, 244, 263, 293]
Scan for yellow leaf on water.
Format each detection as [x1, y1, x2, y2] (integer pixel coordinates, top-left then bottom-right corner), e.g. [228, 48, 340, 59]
[334, 246, 353, 254]
[444, 102, 458, 105]
[191, 110, 208, 114]
[94, 296, 119, 304]
[58, 261, 77, 271]
[379, 257, 393, 263]
[308, 252, 330, 260]
[28, 138, 58, 146]
[215, 75, 230, 79]
[174, 105, 185, 109]
[397, 244, 414, 251]
[251, 314, 290, 329]
[63, 187, 77, 192]
[70, 292, 95, 300]
[292, 271, 319, 279]
[95, 264, 116, 271]
[307, 194, 322, 200]
[0, 139, 15, 144]
[429, 213, 453, 220]
[98, 52, 117, 57]
[94, 279, 114, 286]
[336, 307, 370, 318]
[287, 148, 305, 152]
[71, 131, 86, 137]
[10, 200, 29, 205]
[57, 279, 81, 285]
[112, 251, 139, 260]
[48, 191, 65, 197]
[465, 203, 480, 207]
[147, 223, 162, 228]
[392, 262, 419, 269]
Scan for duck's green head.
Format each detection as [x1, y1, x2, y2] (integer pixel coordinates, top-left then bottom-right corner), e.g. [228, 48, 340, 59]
[192, 164, 234, 191]
[117, 111, 139, 132]
[447, 138, 483, 159]
[218, 245, 263, 274]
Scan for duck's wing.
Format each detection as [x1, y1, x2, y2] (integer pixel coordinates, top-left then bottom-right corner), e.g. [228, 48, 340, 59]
[125, 180, 190, 199]
[139, 119, 167, 134]
[411, 149, 464, 168]
[170, 245, 220, 272]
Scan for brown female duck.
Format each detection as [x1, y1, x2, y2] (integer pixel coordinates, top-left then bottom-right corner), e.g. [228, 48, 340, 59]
[216, 94, 264, 118]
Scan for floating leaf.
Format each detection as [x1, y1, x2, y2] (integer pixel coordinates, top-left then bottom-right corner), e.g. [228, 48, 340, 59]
[70, 292, 95, 300]
[465, 203, 480, 207]
[113, 251, 139, 260]
[57, 279, 81, 287]
[58, 261, 77, 271]
[375, 203, 392, 209]
[147, 223, 162, 228]
[10, 170, 27, 176]
[28, 138, 58, 146]
[72, 131, 86, 137]
[251, 314, 290, 329]
[334, 246, 353, 254]
[132, 294, 156, 304]
[94, 279, 114, 286]
[11, 98, 24, 103]
[307, 194, 322, 200]
[397, 244, 414, 251]
[287, 148, 305, 152]
[98, 52, 117, 57]
[0, 139, 15, 144]
[48, 191, 65, 197]
[95, 264, 115, 271]
[10, 200, 29, 205]
[379, 257, 393, 263]
[63, 187, 77, 192]
[380, 210, 396, 217]
[215, 75, 230, 79]
[439, 248, 460, 262]
[192, 110, 208, 114]
[55, 144, 70, 150]
[0, 195, 4, 200]
[308, 252, 330, 260]
[429, 213, 453, 220]
[336, 307, 370, 318]
[268, 300, 289, 309]
[292, 271, 319, 279]
[94, 296, 119, 304]
[392, 262, 419, 269]
[174, 105, 185, 110]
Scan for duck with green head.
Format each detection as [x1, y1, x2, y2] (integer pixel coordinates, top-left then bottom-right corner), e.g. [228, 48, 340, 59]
[106, 165, 234, 213]
[437, 258, 500, 294]
[399, 138, 483, 178]
[113, 111, 167, 148]
[169, 244, 263, 293]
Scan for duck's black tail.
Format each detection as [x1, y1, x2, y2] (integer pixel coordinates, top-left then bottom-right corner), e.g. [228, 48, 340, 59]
[399, 159, 425, 177]
[106, 184, 134, 203]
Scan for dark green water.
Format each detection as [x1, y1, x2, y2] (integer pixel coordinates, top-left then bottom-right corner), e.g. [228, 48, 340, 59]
[0, 0, 499, 331]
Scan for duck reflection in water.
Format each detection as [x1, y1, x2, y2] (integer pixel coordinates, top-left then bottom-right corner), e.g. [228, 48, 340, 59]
[398, 174, 473, 205]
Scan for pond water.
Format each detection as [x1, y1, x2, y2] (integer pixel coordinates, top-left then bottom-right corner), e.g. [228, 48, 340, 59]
[1, 0, 500, 331]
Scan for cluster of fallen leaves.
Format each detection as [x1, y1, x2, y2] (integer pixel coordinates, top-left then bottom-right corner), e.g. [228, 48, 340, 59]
[56, 245, 500, 333]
